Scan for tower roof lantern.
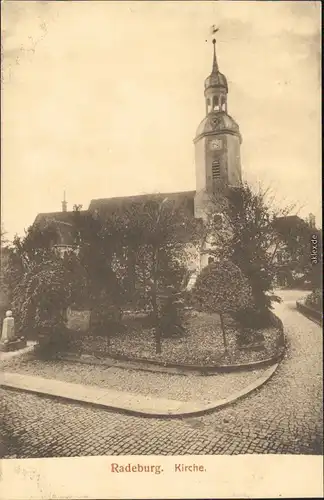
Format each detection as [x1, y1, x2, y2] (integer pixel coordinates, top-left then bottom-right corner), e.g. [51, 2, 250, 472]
[204, 38, 228, 91]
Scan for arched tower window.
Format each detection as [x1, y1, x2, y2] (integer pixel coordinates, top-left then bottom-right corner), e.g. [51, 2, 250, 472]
[212, 95, 219, 111]
[212, 160, 221, 179]
[206, 97, 211, 114]
[220, 95, 227, 112]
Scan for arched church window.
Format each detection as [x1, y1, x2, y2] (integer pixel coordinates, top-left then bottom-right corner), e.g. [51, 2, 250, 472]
[212, 160, 221, 179]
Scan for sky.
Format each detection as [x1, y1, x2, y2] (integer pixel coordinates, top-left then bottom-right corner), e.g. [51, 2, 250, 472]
[2, 1, 322, 240]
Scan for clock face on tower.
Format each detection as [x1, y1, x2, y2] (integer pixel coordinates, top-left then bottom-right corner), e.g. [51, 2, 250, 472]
[209, 139, 223, 151]
[210, 116, 222, 129]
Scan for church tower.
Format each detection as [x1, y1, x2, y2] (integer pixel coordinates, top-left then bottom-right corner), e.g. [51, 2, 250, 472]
[194, 37, 242, 220]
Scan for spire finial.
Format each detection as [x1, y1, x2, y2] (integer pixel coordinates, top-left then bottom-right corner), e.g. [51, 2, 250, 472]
[210, 25, 219, 73]
[212, 38, 218, 72]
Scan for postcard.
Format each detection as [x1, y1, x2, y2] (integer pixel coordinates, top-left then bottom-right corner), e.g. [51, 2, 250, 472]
[1, 1, 322, 499]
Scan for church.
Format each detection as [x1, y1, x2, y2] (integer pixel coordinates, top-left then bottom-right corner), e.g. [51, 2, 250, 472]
[34, 37, 243, 272]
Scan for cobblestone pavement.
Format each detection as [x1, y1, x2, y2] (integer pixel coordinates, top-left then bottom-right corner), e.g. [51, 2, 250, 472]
[1, 290, 322, 457]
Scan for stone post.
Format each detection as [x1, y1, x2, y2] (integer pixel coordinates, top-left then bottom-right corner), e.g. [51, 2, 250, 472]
[0, 311, 26, 352]
[1, 310, 15, 343]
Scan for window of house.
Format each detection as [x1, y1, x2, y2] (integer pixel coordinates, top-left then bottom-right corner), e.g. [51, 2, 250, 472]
[212, 160, 221, 179]
[208, 256, 215, 264]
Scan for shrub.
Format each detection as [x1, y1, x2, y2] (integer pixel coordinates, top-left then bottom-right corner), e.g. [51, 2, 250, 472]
[90, 291, 124, 338]
[234, 307, 272, 329]
[158, 288, 186, 338]
[305, 289, 322, 312]
[191, 260, 253, 351]
[13, 257, 87, 356]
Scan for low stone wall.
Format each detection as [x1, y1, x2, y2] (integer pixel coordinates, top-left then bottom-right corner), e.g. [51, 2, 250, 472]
[0, 338, 27, 352]
[296, 300, 322, 325]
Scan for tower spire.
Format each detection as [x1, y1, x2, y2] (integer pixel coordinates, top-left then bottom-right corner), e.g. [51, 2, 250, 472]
[212, 38, 219, 73]
[210, 25, 219, 72]
[204, 27, 227, 114]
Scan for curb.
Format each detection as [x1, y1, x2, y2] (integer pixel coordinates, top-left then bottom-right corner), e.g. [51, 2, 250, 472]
[57, 312, 286, 375]
[56, 348, 285, 376]
[0, 362, 280, 419]
[296, 300, 322, 326]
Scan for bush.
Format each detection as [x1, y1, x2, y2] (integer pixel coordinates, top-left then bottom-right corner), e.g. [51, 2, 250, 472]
[305, 289, 322, 312]
[191, 260, 253, 351]
[35, 325, 70, 359]
[158, 289, 186, 338]
[12, 256, 88, 354]
[90, 291, 124, 336]
[192, 260, 253, 315]
[234, 307, 273, 329]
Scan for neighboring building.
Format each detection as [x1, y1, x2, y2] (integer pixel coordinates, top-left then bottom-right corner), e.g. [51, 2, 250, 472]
[34, 37, 243, 276]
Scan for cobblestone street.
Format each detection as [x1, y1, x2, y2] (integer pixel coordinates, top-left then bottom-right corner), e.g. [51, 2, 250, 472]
[1, 291, 322, 457]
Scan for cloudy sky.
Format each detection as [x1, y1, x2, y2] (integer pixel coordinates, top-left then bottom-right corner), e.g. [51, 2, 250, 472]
[2, 1, 321, 239]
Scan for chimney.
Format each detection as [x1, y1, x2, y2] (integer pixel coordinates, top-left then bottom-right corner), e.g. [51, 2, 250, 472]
[62, 191, 67, 212]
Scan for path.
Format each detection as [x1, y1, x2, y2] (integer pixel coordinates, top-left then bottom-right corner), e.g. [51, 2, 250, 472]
[1, 290, 322, 457]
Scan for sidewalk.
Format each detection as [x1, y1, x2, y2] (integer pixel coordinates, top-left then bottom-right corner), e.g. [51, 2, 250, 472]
[1, 362, 279, 417]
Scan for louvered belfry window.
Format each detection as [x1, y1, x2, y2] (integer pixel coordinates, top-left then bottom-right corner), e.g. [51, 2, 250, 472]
[212, 160, 221, 179]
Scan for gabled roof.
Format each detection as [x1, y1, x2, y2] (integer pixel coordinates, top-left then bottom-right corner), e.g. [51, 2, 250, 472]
[34, 211, 76, 226]
[32, 191, 197, 246]
[33, 211, 88, 246]
[89, 191, 196, 216]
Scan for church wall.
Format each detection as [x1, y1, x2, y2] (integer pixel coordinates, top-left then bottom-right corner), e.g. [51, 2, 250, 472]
[195, 137, 206, 193]
[225, 134, 242, 186]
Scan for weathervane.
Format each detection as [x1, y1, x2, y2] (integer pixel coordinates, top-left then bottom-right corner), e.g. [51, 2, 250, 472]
[210, 25, 219, 44]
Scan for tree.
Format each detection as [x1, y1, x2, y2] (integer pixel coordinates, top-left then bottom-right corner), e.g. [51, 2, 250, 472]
[272, 216, 322, 289]
[71, 208, 126, 330]
[204, 183, 295, 316]
[191, 260, 253, 351]
[2, 219, 89, 355]
[71, 199, 200, 351]
[102, 197, 200, 353]
[12, 254, 87, 355]
[2, 222, 62, 310]
[1, 225, 8, 248]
